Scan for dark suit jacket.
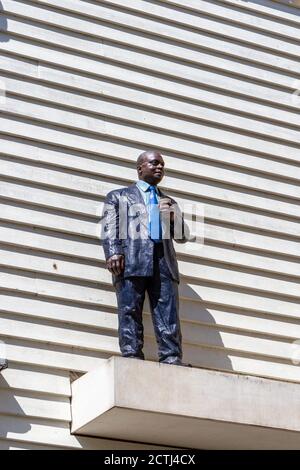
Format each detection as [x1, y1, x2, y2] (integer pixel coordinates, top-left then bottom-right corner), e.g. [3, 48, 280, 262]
[101, 183, 193, 284]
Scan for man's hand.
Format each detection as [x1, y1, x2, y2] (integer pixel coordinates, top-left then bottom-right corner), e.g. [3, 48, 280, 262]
[159, 197, 175, 223]
[106, 255, 125, 275]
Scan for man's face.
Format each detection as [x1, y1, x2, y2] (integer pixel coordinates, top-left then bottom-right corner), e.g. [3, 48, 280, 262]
[138, 152, 165, 185]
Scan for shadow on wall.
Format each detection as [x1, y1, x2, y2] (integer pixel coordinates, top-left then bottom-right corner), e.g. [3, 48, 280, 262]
[178, 282, 233, 371]
[0, 1, 8, 41]
[0, 372, 31, 445]
[236, 0, 300, 15]
[143, 279, 233, 371]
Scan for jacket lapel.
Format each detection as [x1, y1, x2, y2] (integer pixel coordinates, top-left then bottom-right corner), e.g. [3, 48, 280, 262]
[126, 183, 146, 207]
[126, 183, 148, 236]
[127, 183, 167, 206]
[157, 187, 166, 199]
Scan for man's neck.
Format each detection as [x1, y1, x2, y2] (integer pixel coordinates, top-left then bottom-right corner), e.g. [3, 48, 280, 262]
[139, 179, 157, 186]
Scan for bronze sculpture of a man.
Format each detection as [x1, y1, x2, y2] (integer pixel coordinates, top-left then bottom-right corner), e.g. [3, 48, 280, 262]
[101, 150, 192, 365]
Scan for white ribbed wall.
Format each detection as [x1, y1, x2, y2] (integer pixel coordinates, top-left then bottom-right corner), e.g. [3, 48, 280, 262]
[0, 0, 299, 449]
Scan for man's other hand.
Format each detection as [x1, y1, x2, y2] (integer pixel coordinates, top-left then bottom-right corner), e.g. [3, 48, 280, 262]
[159, 197, 175, 223]
[106, 255, 125, 275]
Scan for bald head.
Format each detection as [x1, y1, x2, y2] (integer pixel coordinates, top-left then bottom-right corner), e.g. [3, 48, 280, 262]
[136, 150, 160, 168]
[136, 150, 165, 185]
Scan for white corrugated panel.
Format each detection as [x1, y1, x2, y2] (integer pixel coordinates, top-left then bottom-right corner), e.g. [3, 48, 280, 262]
[0, 0, 299, 449]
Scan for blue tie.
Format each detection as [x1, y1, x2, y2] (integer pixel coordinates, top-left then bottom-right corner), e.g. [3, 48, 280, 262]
[149, 185, 162, 242]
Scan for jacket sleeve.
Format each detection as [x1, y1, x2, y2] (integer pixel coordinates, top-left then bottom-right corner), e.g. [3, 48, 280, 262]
[170, 201, 196, 244]
[100, 190, 124, 261]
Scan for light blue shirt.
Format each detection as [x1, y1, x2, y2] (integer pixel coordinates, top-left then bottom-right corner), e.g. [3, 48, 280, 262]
[136, 181, 162, 241]
[136, 180, 160, 207]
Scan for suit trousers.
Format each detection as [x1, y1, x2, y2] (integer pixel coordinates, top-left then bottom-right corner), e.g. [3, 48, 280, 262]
[115, 243, 182, 363]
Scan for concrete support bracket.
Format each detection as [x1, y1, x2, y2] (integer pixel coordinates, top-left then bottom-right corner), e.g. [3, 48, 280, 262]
[71, 356, 300, 449]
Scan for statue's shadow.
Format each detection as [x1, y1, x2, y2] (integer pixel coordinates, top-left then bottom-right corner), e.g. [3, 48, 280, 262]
[177, 281, 233, 371]
[143, 277, 233, 371]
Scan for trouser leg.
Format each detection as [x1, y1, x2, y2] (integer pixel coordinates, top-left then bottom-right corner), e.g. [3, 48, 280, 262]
[115, 277, 146, 359]
[147, 245, 182, 363]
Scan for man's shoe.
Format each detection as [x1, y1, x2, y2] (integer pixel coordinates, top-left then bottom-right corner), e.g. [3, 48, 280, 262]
[161, 359, 192, 367]
[125, 355, 144, 360]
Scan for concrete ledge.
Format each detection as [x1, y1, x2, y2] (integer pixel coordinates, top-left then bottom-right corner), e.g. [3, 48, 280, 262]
[71, 356, 300, 449]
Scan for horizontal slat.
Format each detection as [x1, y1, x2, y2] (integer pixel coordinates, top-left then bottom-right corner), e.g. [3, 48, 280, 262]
[0, 310, 297, 368]
[35, 63, 300, 135]
[1, 154, 300, 228]
[1, 162, 300, 238]
[0, 292, 117, 330]
[0, 269, 299, 320]
[177, 320, 296, 361]
[0, 437, 168, 450]
[0, 179, 99, 217]
[1, 173, 299, 250]
[202, 219, 300, 259]
[1, 132, 299, 187]
[1, 31, 300, 116]
[0, 210, 300, 278]
[1, 153, 300, 232]
[0, 223, 100, 259]
[1, 302, 299, 368]
[179, 281, 300, 320]
[74, 33, 300, 90]
[2, 85, 300, 165]
[0, 415, 167, 449]
[181, 259, 300, 299]
[1, 198, 300, 262]
[37, 62, 300, 130]
[0, 245, 299, 299]
[0, 51, 38, 76]
[2, 42, 300, 136]
[33, 0, 300, 48]
[1, 209, 299, 296]
[0, 363, 70, 396]
[101, 0, 300, 38]
[0, 315, 119, 354]
[0, 195, 299, 265]
[0, 389, 71, 421]
[200, 0, 300, 26]
[1, 127, 300, 194]
[0, 157, 111, 201]
[1, 177, 300, 242]
[0, 438, 61, 450]
[179, 344, 300, 382]
[0, 202, 97, 237]
[3, 72, 300, 163]
[144, 340, 300, 383]
[0, 56, 298, 148]
[1, 288, 300, 342]
[4, 0, 300, 78]
[2, 336, 109, 372]
[2, 332, 300, 382]
[176, 301, 300, 340]
[0, 90, 299, 199]
[0, 93, 298, 180]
